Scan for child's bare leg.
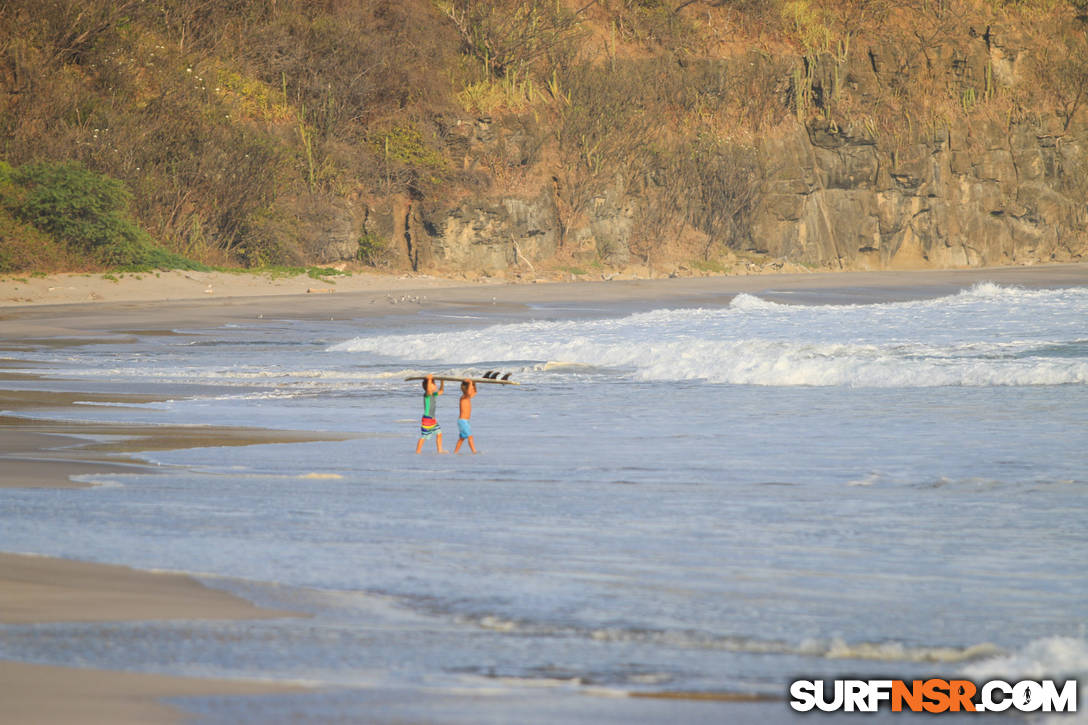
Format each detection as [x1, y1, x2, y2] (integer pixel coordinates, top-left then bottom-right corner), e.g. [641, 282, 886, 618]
[435, 432, 445, 453]
[454, 438, 463, 453]
[467, 436, 477, 454]
[415, 437, 424, 454]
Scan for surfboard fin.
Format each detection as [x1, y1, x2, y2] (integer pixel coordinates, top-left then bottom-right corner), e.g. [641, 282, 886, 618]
[501, 373, 512, 380]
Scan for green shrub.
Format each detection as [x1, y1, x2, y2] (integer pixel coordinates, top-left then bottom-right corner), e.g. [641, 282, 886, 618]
[371, 126, 449, 171]
[3, 161, 202, 271]
[0, 207, 71, 273]
[302, 266, 343, 280]
[10, 161, 138, 256]
[0, 161, 71, 272]
[357, 231, 389, 267]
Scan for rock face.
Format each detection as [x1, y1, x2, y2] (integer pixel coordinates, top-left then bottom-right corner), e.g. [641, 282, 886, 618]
[390, 125, 1086, 273]
[418, 190, 561, 271]
[374, 118, 1087, 274]
[750, 119, 1088, 269]
[314, 112, 1088, 272]
[345, 28, 1088, 274]
[298, 197, 360, 265]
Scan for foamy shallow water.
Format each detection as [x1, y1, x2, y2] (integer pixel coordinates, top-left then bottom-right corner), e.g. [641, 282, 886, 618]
[1, 282, 1086, 723]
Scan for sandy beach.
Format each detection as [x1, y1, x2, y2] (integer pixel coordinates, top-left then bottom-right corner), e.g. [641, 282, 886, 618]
[0, 299, 356, 722]
[1, 262, 1085, 723]
[0, 553, 302, 724]
[0, 659, 299, 725]
[3, 263, 1086, 338]
[0, 373, 338, 721]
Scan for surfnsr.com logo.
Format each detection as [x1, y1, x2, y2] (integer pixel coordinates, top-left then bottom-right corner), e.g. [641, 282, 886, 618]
[789, 679, 1078, 713]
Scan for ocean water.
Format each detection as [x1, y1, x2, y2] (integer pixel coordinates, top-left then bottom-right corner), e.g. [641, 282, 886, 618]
[1, 282, 1086, 723]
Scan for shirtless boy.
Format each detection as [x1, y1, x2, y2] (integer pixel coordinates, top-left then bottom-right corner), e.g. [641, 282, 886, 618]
[453, 379, 478, 454]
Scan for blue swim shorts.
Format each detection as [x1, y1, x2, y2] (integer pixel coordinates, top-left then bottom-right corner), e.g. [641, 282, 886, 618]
[457, 418, 472, 440]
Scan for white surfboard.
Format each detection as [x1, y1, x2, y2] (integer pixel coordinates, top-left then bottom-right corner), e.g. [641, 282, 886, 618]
[405, 373, 520, 386]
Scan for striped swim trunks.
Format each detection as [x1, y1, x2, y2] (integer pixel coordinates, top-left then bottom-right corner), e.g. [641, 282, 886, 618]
[420, 416, 440, 438]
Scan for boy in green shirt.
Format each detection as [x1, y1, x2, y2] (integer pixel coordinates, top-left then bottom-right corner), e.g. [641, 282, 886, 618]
[415, 374, 445, 454]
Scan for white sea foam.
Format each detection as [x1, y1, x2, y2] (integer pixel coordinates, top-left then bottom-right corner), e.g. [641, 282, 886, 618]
[329, 284, 1088, 387]
[728, 292, 787, 311]
[958, 281, 1023, 300]
[962, 638, 1088, 723]
[539, 361, 598, 372]
[460, 612, 1004, 663]
[24, 365, 418, 388]
[963, 637, 1088, 680]
[73, 476, 126, 488]
[809, 638, 1004, 663]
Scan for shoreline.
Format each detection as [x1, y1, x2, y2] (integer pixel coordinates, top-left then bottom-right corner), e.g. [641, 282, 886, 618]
[1, 262, 1085, 309]
[0, 659, 302, 725]
[1, 263, 1085, 340]
[0, 387, 343, 722]
[0, 386, 362, 490]
[0, 465, 306, 720]
[2, 261, 1086, 722]
[0, 552, 301, 625]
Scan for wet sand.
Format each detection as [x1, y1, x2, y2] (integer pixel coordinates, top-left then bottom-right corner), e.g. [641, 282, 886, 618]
[1, 262, 1085, 722]
[0, 390, 362, 489]
[0, 658, 299, 725]
[0, 367, 341, 721]
[0, 553, 300, 624]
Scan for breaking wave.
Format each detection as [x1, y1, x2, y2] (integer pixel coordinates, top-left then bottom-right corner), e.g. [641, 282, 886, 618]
[329, 284, 1088, 388]
[962, 637, 1088, 680]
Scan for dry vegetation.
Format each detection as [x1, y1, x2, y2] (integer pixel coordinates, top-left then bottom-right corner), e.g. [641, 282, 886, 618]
[0, 0, 1085, 273]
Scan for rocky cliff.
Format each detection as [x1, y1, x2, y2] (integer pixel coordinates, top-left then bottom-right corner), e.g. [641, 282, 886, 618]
[5, 1, 1087, 276]
[751, 116, 1088, 270]
[357, 11, 1088, 277]
[370, 113, 1087, 276]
